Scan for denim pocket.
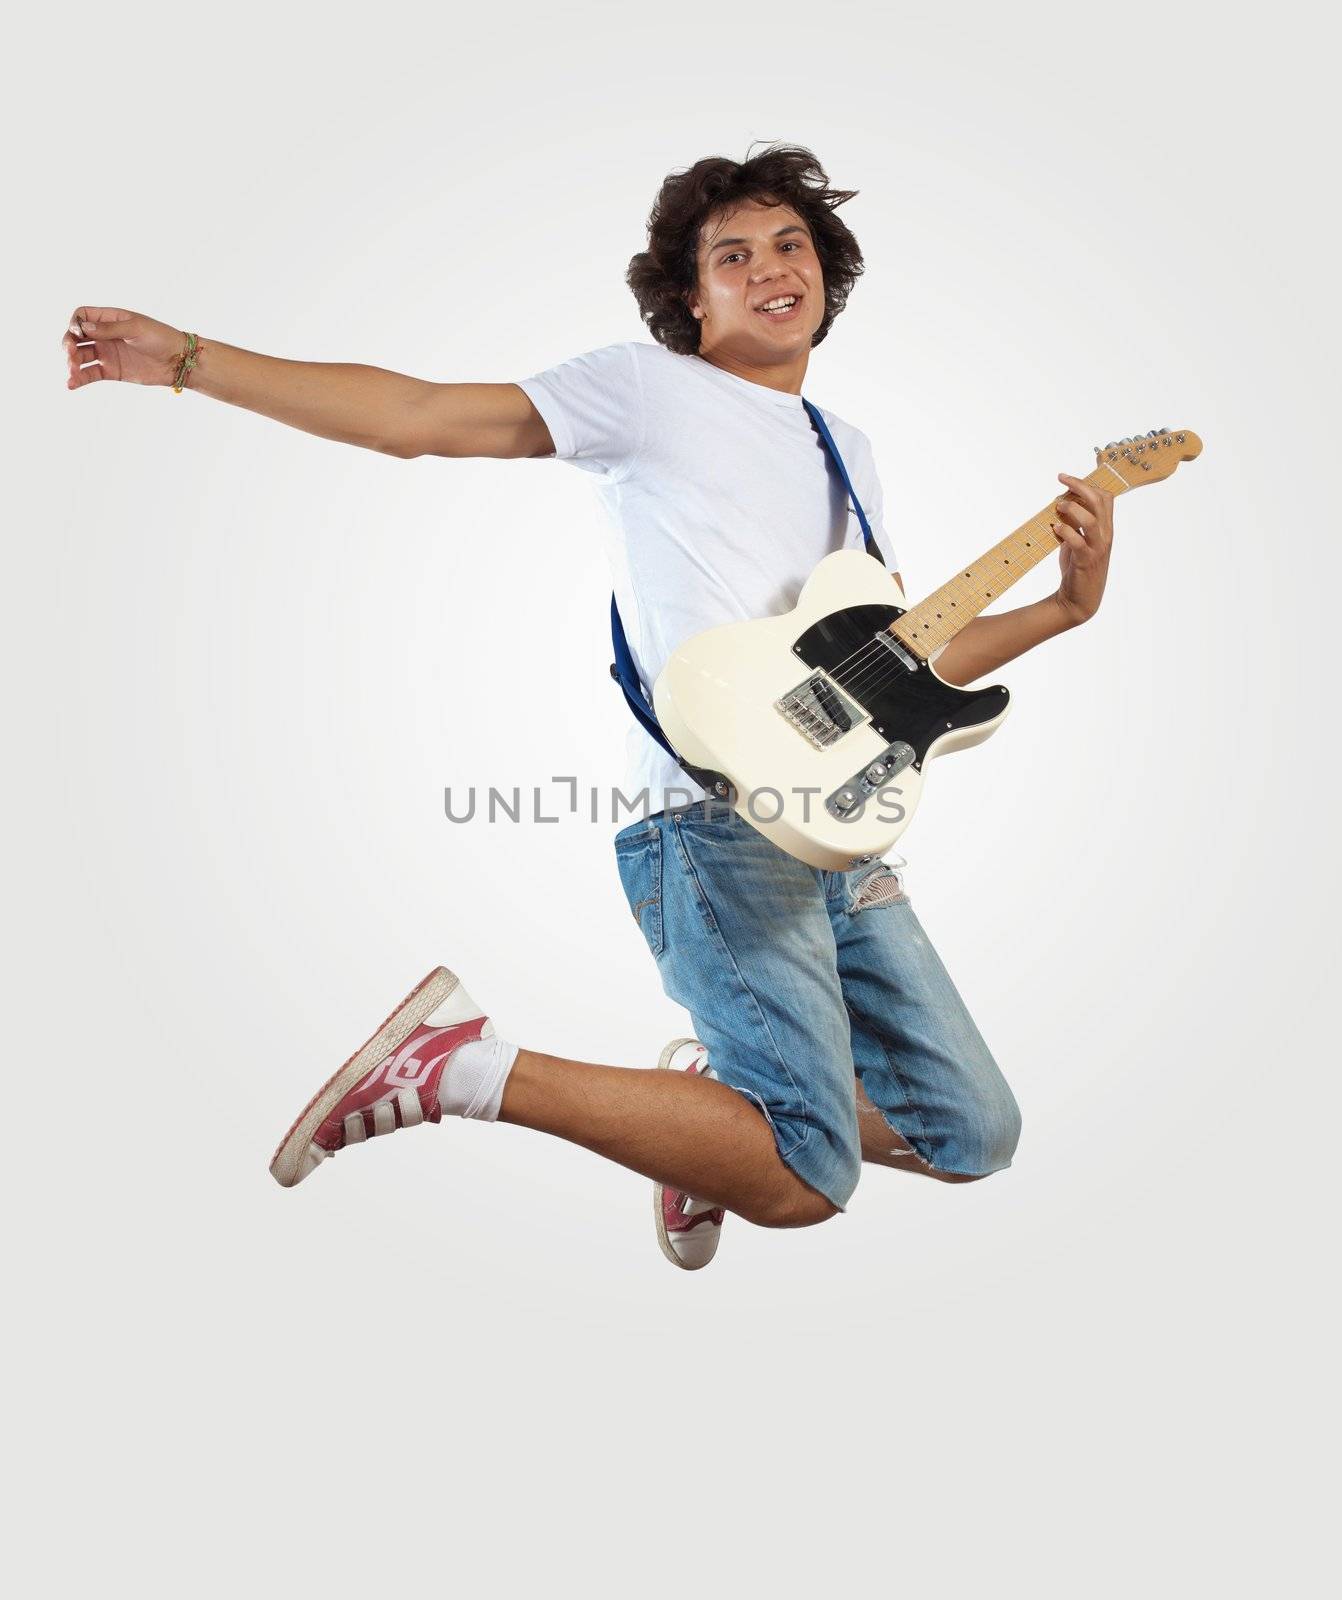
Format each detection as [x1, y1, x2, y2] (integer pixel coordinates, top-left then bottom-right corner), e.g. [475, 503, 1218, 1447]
[614, 826, 665, 957]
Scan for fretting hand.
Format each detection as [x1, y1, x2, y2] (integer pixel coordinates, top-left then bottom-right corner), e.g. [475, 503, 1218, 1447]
[1051, 471, 1115, 624]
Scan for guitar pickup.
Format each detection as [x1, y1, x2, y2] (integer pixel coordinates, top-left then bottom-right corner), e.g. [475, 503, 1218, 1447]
[873, 631, 919, 673]
[826, 742, 916, 818]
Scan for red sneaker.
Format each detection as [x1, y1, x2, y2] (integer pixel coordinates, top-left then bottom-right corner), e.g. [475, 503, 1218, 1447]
[654, 1038, 726, 1271]
[269, 966, 490, 1188]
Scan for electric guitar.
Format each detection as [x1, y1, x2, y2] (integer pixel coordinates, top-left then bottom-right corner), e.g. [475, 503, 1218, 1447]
[652, 428, 1202, 871]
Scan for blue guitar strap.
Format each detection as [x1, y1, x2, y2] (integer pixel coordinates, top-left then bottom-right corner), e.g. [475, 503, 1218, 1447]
[608, 397, 884, 765]
[609, 590, 681, 760]
[801, 398, 882, 560]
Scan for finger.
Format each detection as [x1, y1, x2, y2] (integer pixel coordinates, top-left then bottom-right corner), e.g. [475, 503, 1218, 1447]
[1056, 501, 1096, 536]
[1053, 496, 1086, 532]
[77, 316, 135, 342]
[75, 310, 137, 341]
[1058, 473, 1105, 514]
[67, 360, 105, 390]
[64, 330, 100, 365]
[1051, 520, 1086, 549]
[1061, 492, 1112, 544]
[67, 307, 99, 338]
[71, 305, 133, 329]
[63, 326, 97, 360]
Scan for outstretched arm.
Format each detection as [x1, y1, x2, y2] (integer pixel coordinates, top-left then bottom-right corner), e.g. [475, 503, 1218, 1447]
[62, 306, 555, 461]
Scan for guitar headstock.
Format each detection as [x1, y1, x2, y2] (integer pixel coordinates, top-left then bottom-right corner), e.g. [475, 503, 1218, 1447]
[1093, 428, 1202, 489]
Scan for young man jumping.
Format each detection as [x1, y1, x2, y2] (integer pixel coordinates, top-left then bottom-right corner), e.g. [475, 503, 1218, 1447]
[62, 143, 1115, 1270]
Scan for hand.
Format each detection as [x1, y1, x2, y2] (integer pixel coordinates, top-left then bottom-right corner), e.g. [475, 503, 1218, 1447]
[1051, 471, 1115, 625]
[62, 307, 191, 390]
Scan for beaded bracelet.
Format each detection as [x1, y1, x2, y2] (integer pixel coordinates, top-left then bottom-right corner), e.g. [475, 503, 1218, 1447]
[172, 332, 202, 394]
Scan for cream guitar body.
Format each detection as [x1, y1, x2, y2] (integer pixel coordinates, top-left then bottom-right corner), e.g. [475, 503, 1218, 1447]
[653, 548, 1011, 871]
[651, 428, 1203, 872]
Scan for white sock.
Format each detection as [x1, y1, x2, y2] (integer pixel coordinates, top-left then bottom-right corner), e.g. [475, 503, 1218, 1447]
[437, 1034, 519, 1122]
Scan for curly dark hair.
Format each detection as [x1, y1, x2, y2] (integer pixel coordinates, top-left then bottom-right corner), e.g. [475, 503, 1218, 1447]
[625, 141, 864, 356]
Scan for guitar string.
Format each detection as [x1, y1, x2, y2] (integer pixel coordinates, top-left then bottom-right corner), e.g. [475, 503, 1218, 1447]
[836, 617, 952, 700]
[780, 640, 920, 729]
[786, 613, 934, 716]
[832, 652, 923, 713]
[823, 611, 936, 701]
[825, 640, 909, 703]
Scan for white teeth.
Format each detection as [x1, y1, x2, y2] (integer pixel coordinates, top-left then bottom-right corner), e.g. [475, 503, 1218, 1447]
[759, 296, 797, 313]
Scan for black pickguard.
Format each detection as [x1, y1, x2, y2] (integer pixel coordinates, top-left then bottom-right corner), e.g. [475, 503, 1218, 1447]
[791, 603, 1009, 770]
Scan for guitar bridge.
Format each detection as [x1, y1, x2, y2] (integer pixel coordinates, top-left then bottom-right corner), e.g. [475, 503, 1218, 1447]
[775, 672, 866, 750]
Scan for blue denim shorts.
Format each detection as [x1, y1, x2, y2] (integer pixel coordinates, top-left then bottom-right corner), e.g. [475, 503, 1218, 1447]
[614, 800, 1021, 1212]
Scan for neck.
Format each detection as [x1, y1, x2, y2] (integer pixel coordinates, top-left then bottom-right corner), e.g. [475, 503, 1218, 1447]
[890, 460, 1134, 659]
[696, 343, 810, 395]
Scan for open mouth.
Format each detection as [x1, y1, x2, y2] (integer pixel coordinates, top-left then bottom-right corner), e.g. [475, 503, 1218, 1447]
[755, 294, 803, 321]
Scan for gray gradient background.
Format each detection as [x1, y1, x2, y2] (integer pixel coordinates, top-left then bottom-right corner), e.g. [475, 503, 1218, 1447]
[9, 2, 1337, 1594]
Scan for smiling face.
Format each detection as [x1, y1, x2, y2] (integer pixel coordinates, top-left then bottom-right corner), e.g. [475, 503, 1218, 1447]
[686, 195, 825, 390]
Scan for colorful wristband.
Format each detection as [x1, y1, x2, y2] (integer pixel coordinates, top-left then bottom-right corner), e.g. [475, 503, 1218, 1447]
[173, 332, 201, 394]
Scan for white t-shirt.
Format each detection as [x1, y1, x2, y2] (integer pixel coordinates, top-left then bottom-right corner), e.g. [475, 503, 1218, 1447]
[517, 339, 898, 814]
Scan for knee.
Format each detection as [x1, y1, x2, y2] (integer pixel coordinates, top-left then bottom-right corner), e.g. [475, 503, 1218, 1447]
[748, 1158, 851, 1227]
[989, 1091, 1023, 1169]
[952, 1090, 1023, 1179]
[732, 1095, 861, 1225]
[751, 1139, 857, 1222]
[762, 1138, 863, 1225]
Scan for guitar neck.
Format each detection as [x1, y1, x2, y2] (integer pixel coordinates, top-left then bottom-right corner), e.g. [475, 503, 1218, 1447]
[890, 458, 1134, 661]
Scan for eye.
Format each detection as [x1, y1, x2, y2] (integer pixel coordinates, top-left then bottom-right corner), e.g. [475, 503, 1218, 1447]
[720, 240, 803, 266]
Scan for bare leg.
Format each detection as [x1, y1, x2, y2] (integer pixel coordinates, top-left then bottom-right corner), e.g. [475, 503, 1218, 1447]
[854, 1076, 983, 1184]
[498, 1049, 839, 1228]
